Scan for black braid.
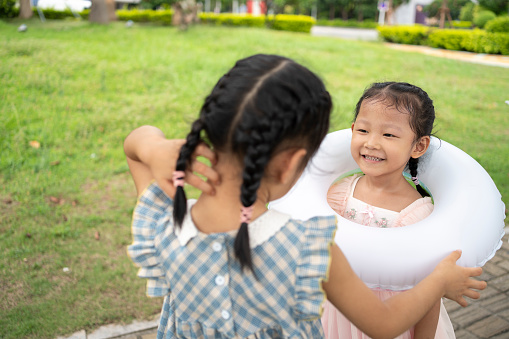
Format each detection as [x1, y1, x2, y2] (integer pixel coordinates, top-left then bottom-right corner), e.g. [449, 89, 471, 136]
[173, 54, 331, 275]
[173, 118, 205, 228]
[408, 157, 430, 197]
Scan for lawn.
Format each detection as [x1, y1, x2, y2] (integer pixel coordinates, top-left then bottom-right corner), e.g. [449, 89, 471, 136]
[0, 19, 508, 338]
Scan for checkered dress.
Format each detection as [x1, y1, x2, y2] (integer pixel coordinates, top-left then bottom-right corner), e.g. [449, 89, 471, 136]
[128, 182, 336, 338]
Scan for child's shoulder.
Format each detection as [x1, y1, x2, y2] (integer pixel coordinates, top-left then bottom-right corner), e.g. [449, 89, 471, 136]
[327, 173, 362, 214]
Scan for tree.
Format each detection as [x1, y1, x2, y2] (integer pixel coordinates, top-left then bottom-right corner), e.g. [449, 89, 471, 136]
[478, 0, 508, 15]
[425, 0, 470, 20]
[18, 0, 32, 19]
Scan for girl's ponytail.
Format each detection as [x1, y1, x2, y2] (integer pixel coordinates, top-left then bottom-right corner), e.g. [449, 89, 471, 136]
[408, 157, 430, 197]
[173, 118, 205, 228]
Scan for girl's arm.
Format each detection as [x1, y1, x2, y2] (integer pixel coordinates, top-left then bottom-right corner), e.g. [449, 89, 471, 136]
[413, 300, 440, 339]
[323, 245, 485, 339]
[124, 125, 219, 197]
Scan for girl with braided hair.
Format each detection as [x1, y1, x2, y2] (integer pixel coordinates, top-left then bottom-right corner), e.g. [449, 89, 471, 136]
[124, 58, 485, 338]
[322, 82, 455, 339]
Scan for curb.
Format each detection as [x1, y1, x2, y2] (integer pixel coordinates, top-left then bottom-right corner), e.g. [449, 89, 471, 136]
[57, 317, 158, 339]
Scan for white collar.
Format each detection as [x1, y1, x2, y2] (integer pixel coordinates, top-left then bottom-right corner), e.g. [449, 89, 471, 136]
[175, 200, 291, 248]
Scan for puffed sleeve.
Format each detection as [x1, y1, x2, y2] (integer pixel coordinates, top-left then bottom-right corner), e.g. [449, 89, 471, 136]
[327, 174, 361, 215]
[128, 182, 172, 297]
[294, 215, 337, 320]
[393, 197, 434, 227]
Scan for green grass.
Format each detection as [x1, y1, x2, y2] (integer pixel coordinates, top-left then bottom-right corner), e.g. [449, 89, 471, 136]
[0, 18, 508, 338]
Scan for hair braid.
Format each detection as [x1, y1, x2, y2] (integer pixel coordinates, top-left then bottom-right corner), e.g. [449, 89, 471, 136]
[173, 118, 205, 228]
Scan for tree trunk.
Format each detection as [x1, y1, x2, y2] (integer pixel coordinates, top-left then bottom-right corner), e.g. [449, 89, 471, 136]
[329, 4, 335, 20]
[19, 0, 33, 19]
[341, 8, 348, 20]
[89, 0, 115, 24]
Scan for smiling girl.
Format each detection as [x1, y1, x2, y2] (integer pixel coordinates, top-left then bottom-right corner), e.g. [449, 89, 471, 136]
[322, 82, 455, 339]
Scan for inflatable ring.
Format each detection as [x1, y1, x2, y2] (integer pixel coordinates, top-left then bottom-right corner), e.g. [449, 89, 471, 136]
[270, 129, 506, 290]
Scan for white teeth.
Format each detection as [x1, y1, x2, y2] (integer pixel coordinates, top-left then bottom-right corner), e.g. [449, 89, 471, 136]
[364, 155, 383, 161]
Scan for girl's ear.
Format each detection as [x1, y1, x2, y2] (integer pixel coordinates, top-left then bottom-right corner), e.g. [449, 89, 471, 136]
[269, 148, 307, 185]
[351, 122, 355, 131]
[411, 136, 431, 159]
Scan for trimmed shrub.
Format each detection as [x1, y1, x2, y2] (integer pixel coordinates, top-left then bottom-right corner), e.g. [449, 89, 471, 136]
[450, 20, 473, 28]
[0, 0, 16, 18]
[271, 14, 315, 33]
[117, 9, 152, 22]
[199, 13, 265, 28]
[315, 19, 377, 29]
[462, 30, 509, 55]
[473, 10, 496, 28]
[377, 25, 429, 45]
[378, 25, 509, 55]
[485, 16, 509, 33]
[115, 9, 172, 25]
[428, 29, 472, 50]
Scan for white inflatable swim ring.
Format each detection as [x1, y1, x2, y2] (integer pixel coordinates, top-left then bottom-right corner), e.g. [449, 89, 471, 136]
[270, 129, 505, 290]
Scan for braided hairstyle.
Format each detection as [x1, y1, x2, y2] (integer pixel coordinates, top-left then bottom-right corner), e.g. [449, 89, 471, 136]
[173, 54, 332, 273]
[354, 82, 435, 197]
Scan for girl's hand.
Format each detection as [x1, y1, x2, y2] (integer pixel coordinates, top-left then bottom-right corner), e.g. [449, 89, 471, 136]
[124, 126, 220, 197]
[433, 250, 486, 307]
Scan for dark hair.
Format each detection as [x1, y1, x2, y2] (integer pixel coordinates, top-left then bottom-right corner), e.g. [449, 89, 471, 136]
[354, 81, 435, 197]
[173, 54, 332, 273]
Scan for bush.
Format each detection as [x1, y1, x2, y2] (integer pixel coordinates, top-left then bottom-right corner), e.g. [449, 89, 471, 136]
[199, 13, 265, 28]
[0, 0, 16, 18]
[377, 25, 429, 45]
[377, 25, 509, 55]
[428, 29, 472, 50]
[485, 16, 509, 33]
[450, 20, 473, 28]
[462, 30, 509, 55]
[271, 14, 315, 33]
[473, 10, 496, 28]
[315, 19, 377, 29]
[459, 2, 475, 22]
[116, 9, 172, 25]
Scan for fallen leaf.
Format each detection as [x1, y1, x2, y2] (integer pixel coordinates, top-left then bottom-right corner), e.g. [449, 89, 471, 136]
[29, 140, 40, 149]
[25, 233, 31, 238]
[49, 196, 60, 204]
[50, 160, 60, 166]
[94, 231, 100, 241]
[62, 215, 68, 222]
[71, 200, 78, 206]
[3, 198, 12, 204]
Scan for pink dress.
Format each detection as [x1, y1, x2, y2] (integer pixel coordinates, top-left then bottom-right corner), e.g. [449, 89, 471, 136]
[322, 174, 455, 339]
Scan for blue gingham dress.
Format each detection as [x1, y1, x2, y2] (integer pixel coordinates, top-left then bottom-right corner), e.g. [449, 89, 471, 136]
[128, 182, 337, 338]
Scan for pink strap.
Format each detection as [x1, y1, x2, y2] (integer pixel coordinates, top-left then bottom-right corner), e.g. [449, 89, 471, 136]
[411, 176, 419, 185]
[240, 205, 254, 224]
[172, 171, 185, 187]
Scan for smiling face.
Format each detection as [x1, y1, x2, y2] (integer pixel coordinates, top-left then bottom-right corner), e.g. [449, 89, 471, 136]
[351, 99, 427, 180]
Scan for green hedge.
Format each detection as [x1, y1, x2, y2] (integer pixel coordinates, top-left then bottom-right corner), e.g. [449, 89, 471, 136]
[428, 29, 472, 50]
[271, 14, 315, 33]
[378, 25, 509, 55]
[200, 13, 315, 33]
[377, 25, 429, 45]
[199, 13, 265, 28]
[116, 9, 172, 25]
[315, 18, 377, 29]
[485, 16, 509, 33]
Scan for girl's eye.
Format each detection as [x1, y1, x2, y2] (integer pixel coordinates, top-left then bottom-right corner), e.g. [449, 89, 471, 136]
[384, 133, 396, 137]
[357, 129, 368, 133]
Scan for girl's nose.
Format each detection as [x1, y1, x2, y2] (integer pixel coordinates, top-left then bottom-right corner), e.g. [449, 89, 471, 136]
[364, 136, 380, 150]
